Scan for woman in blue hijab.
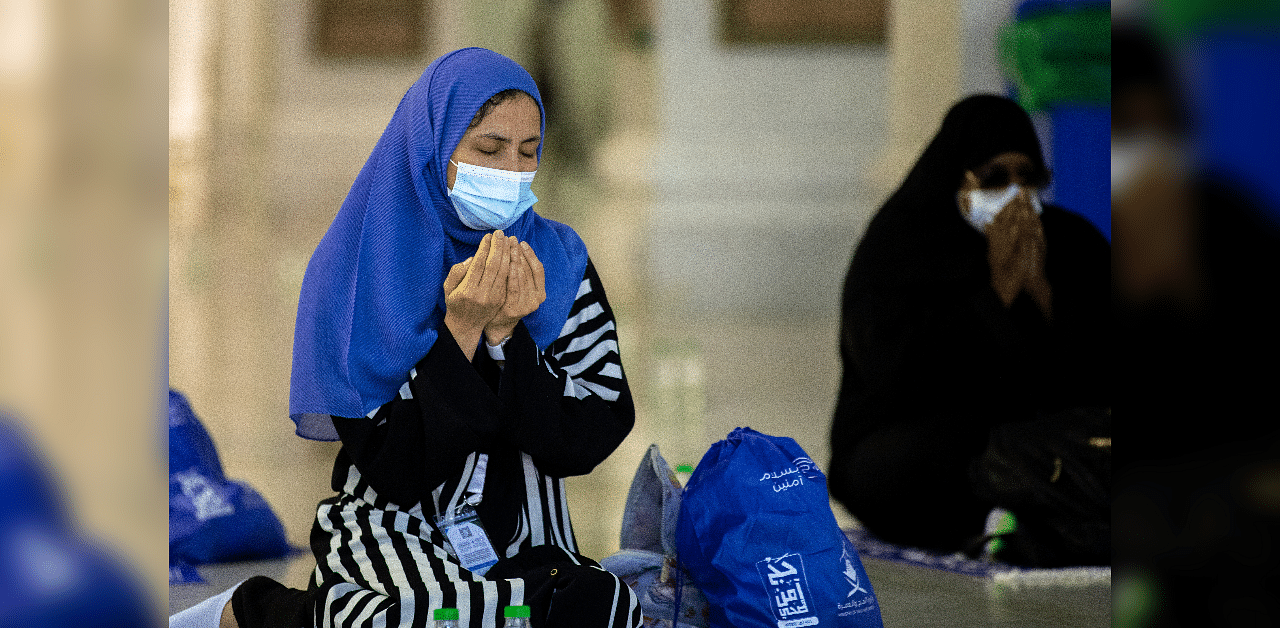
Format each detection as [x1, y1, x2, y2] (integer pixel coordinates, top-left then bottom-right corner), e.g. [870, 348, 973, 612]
[174, 48, 640, 628]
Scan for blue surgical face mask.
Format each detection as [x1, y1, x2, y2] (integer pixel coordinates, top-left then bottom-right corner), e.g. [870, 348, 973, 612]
[448, 160, 538, 230]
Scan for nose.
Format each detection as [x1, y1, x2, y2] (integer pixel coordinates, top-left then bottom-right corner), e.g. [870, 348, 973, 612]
[511, 148, 537, 173]
[502, 151, 528, 173]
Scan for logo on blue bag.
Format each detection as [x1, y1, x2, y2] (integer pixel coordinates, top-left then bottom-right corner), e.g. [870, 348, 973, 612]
[173, 469, 235, 522]
[836, 544, 878, 617]
[841, 545, 868, 597]
[756, 553, 820, 627]
[760, 457, 822, 493]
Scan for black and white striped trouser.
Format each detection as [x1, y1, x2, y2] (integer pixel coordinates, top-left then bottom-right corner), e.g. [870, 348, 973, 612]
[309, 492, 641, 627]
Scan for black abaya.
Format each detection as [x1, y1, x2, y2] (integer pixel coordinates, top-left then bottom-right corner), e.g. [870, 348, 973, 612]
[828, 96, 1110, 563]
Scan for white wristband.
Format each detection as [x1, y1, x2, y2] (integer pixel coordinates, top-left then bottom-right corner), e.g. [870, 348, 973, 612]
[485, 335, 511, 361]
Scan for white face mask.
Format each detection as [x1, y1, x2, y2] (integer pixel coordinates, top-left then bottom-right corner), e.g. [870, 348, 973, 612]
[959, 184, 1042, 232]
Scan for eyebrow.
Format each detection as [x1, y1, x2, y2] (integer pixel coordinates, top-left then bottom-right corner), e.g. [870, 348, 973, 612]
[476, 132, 541, 145]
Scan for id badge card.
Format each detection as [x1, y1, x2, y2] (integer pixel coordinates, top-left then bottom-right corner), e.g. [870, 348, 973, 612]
[437, 503, 500, 576]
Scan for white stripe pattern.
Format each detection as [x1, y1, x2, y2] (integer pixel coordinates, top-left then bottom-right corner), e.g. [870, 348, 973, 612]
[546, 476, 565, 550]
[522, 453, 545, 549]
[562, 340, 619, 377]
[606, 575, 620, 627]
[557, 477, 577, 554]
[556, 319, 615, 358]
[578, 380, 620, 402]
[313, 468, 634, 627]
[558, 301, 603, 337]
[599, 362, 623, 379]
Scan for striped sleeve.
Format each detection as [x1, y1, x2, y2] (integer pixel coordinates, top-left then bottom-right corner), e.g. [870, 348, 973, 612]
[547, 261, 625, 404]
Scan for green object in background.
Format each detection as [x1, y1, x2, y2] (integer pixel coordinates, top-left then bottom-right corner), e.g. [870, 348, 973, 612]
[676, 464, 694, 474]
[987, 537, 1005, 555]
[986, 510, 1018, 557]
[993, 510, 1018, 536]
[999, 3, 1111, 112]
[1154, 0, 1280, 41]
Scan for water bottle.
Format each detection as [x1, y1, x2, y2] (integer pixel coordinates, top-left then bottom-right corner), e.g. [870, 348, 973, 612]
[503, 605, 532, 627]
[433, 607, 460, 627]
[675, 463, 694, 487]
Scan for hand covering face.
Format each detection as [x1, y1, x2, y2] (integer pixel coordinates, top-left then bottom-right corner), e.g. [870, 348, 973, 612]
[845, 95, 1048, 294]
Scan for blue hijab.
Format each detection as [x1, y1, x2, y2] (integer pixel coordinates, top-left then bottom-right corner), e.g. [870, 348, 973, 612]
[289, 48, 589, 441]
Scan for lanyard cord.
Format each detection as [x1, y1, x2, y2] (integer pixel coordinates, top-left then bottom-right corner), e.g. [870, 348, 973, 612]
[464, 453, 489, 506]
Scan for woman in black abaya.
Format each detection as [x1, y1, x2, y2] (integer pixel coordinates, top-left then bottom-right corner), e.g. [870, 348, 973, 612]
[828, 95, 1110, 567]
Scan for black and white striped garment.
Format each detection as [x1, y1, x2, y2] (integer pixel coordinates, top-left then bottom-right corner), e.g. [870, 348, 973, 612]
[309, 259, 640, 628]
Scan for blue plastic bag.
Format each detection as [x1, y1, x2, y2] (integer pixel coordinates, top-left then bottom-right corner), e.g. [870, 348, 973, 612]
[169, 389, 289, 579]
[676, 428, 884, 627]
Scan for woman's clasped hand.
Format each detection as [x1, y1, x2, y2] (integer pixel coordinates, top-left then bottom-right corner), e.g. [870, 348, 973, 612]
[979, 184, 1053, 317]
[443, 230, 548, 359]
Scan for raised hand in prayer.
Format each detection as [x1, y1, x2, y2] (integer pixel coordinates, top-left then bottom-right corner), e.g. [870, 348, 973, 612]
[484, 238, 547, 347]
[443, 230, 513, 360]
[985, 188, 1053, 319]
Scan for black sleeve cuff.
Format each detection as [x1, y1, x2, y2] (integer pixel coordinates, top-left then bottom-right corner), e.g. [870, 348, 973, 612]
[411, 323, 503, 440]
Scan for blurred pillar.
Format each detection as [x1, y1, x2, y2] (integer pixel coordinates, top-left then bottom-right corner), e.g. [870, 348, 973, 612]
[463, 0, 617, 182]
[0, 0, 169, 611]
[197, 0, 282, 456]
[869, 0, 962, 194]
[429, 0, 469, 59]
[206, 0, 277, 222]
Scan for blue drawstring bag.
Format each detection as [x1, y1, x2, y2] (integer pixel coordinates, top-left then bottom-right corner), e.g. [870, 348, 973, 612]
[676, 428, 884, 627]
[169, 389, 289, 581]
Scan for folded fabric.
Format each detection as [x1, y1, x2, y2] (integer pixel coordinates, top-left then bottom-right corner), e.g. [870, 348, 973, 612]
[168, 580, 244, 628]
[599, 444, 709, 627]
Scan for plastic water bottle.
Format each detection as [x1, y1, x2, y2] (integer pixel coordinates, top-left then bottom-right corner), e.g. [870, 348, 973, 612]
[503, 605, 532, 627]
[675, 463, 694, 487]
[433, 607, 460, 627]
[983, 508, 1018, 560]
